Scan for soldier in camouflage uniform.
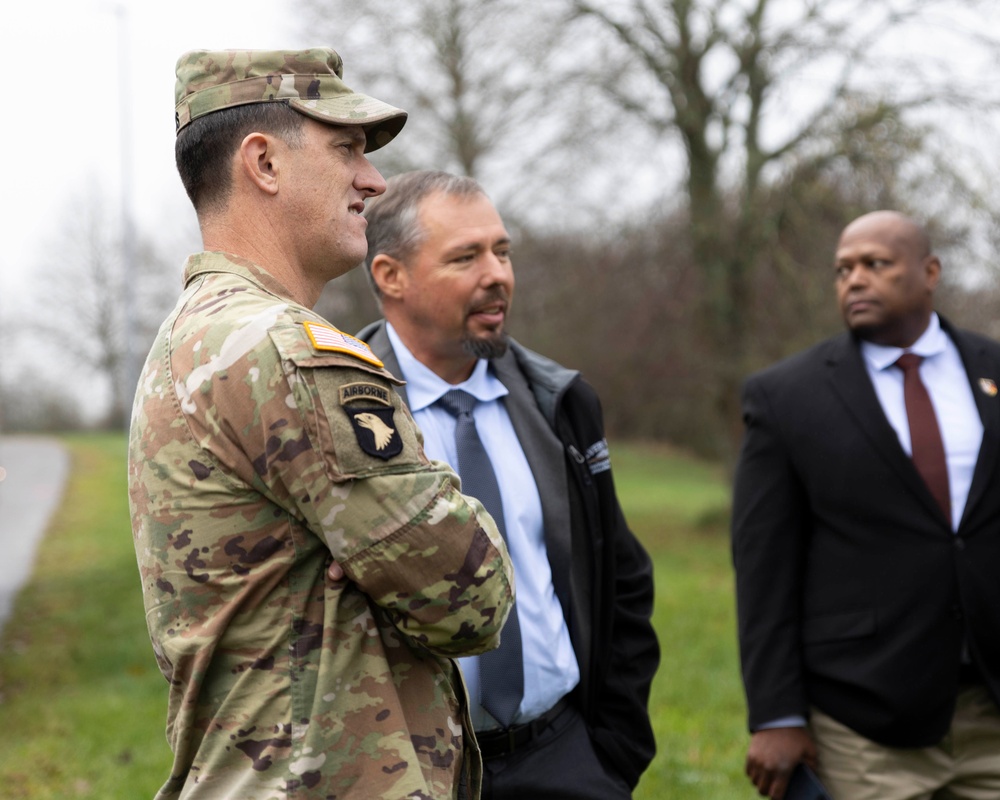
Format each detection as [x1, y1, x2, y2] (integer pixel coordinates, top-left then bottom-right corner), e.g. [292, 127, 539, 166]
[127, 48, 514, 800]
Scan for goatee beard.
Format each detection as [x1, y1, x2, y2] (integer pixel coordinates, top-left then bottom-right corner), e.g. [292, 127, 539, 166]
[462, 332, 509, 361]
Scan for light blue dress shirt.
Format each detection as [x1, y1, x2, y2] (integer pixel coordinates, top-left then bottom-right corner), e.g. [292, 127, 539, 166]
[385, 323, 579, 730]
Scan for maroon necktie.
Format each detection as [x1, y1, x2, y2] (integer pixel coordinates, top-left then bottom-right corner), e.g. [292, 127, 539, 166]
[895, 353, 951, 522]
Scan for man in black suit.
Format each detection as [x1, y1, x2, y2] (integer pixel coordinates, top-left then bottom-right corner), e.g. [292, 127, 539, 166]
[355, 170, 659, 799]
[732, 210, 1000, 799]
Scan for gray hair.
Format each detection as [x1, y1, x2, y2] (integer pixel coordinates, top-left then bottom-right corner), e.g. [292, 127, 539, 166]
[363, 170, 488, 300]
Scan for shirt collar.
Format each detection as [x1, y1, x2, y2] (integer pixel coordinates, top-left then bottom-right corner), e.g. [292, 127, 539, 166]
[860, 312, 948, 372]
[385, 323, 508, 412]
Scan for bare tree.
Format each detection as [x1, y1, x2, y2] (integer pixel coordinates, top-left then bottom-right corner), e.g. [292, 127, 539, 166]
[28, 191, 180, 429]
[0, 367, 86, 432]
[563, 0, 1000, 456]
[298, 0, 607, 229]
[299, 0, 1000, 457]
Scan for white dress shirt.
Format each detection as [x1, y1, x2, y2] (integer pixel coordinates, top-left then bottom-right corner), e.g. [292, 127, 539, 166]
[385, 323, 579, 730]
[860, 312, 983, 532]
[761, 314, 983, 732]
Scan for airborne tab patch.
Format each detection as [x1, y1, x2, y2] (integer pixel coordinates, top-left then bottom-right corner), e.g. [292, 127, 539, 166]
[339, 382, 392, 407]
[303, 321, 384, 368]
[344, 406, 402, 460]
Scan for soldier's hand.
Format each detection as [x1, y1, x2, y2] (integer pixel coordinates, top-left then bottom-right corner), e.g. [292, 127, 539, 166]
[745, 727, 817, 799]
[327, 560, 345, 581]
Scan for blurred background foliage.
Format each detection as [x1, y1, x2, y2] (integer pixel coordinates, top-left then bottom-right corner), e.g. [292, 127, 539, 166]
[5, 0, 1000, 464]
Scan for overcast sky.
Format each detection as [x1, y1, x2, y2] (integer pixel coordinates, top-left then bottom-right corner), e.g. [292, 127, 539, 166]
[5, 3, 1000, 361]
[2, 0, 314, 296]
[7, 1, 998, 299]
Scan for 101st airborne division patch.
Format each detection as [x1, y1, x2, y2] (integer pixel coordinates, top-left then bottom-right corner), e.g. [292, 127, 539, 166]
[339, 381, 402, 460]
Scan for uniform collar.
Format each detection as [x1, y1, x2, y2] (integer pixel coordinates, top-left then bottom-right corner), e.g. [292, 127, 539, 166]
[183, 251, 293, 300]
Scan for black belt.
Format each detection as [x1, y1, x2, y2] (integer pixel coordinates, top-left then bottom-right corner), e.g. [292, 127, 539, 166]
[475, 695, 573, 760]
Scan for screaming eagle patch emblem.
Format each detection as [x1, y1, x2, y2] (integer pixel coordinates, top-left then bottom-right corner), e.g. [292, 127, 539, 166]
[340, 381, 401, 459]
[345, 406, 402, 459]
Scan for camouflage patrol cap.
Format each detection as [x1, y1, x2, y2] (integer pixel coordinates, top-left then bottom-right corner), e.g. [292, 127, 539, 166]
[174, 48, 407, 152]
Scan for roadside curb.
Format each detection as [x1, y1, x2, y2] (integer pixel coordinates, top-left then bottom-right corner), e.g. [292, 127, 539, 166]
[0, 436, 70, 639]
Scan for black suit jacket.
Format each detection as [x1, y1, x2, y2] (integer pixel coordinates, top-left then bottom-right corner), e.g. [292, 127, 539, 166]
[732, 317, 1000, 747]
[359, 321, 659, 787]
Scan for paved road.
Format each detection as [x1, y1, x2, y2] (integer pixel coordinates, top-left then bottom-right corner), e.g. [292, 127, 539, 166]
[0, 436, 69, 638]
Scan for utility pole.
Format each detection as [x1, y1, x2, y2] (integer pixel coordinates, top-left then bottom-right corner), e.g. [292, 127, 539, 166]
[117, 4, 137, 430]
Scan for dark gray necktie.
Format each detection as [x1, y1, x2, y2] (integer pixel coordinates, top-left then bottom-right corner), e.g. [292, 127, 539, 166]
[437, 389, 524, 728]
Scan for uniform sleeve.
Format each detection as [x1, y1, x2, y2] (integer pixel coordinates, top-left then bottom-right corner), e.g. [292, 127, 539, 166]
[292, 358, 514, 658]
[200, 321, 514, 658]
[731, 376, 810, 729]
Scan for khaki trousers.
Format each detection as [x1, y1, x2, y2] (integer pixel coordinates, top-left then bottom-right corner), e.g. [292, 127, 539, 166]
[809, 686, 1000, 800]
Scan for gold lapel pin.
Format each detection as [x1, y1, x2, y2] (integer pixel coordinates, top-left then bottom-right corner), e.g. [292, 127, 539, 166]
[979, 378, 998, 397]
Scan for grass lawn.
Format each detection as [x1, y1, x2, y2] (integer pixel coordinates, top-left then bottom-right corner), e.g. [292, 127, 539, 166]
[0, 433, 757, 798]
[616, 443, 753, 800]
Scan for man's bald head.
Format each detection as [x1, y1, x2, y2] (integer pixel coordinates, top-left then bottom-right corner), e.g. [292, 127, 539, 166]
[834, 210, 941, 348]
[839, 211, 932, 262]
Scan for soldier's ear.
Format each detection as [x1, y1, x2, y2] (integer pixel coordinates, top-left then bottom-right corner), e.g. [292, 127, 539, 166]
[371, 253, 406, 300]
[239, 132, 280, 196]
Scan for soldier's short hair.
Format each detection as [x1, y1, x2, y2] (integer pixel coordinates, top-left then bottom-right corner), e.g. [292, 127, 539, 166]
[175, 103, 305, 214]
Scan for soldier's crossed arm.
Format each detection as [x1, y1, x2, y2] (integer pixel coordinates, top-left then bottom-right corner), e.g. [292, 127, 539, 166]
[264, 321, 514, 657]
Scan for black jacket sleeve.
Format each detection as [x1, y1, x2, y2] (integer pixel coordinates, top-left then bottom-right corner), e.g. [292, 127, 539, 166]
[559, 379, 659, 788]
[731, 375, 810, 730]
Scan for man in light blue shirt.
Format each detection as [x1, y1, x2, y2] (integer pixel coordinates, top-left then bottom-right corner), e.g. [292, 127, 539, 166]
[383, 324, 581, 731]
[356, 170, 659, 799]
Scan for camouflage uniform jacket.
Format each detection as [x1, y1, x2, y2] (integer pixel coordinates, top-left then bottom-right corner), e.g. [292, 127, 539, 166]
[128, 251, 514, 800]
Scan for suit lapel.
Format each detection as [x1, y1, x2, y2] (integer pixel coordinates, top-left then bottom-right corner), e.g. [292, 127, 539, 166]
[825, 333, 948, 524]
[947, 324, 1000, 529]
[491, 351, 574, 616]
[362, 322, 410, 406]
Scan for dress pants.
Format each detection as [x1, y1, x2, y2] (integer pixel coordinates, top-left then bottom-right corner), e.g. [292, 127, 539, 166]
[809, 686, 1000, 800]
[475, 703, 632, 800]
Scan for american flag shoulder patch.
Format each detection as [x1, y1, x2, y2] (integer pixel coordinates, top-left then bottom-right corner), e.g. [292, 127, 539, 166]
[302, 321, 385, 368]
